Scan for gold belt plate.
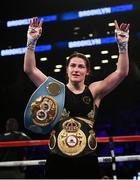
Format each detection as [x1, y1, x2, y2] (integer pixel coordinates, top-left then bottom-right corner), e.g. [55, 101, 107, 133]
[57, 118, 86, 156]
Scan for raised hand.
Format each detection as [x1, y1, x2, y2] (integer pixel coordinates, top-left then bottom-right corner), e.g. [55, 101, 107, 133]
[114, 20, 130, 44]
[114, 20, 130, 54]
[27, 17, 44, 50]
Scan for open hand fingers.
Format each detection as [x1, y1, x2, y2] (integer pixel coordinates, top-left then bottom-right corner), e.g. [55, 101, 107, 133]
[29, 17, 42, 27]
[33, 17, 38, 27]
[39, 18, 44, 28]
[114, 20, 119, 30]
[125, 24, 130, 32]
[120, 23, 129, 32]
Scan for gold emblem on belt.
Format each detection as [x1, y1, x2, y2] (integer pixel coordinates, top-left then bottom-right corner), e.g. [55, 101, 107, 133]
[46, 82, 61, 96]
[31, 96, 57, 126]
[57, 118, 86, 156]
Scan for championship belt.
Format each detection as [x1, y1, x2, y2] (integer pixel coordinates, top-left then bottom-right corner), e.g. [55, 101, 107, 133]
[24, 76, 65, 134]
[48, 117, 97, 157]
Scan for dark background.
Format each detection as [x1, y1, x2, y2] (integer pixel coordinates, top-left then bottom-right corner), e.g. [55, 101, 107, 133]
[0, 0, 140, 178]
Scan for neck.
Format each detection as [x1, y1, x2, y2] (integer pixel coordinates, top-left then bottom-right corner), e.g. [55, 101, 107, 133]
[67, 81, 85, 93]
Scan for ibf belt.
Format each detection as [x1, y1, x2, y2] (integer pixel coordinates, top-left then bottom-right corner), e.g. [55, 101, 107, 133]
[24, 76, 65, 134]
[48, 117, 97, 157]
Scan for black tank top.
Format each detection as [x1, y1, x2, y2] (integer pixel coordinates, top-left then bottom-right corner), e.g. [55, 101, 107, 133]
[49, 86, 98, 157]
[64, 86, 98, 121]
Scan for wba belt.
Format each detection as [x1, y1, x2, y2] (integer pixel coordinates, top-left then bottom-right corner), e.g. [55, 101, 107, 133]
[24, 76, 65, 134]
[48, 117, 97, 157]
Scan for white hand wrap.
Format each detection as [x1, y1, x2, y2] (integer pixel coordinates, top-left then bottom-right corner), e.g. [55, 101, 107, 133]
[115, 29, 129, 40]
[27, 26, 41, 50]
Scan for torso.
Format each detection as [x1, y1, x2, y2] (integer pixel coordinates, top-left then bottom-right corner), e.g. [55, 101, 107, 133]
[64, 85, 98, 120]
[48, 85, 98, 157]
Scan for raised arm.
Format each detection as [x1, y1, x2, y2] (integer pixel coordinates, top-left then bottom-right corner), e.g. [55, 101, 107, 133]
[89, 20, 130, 106]
[24, 17, 47, 87]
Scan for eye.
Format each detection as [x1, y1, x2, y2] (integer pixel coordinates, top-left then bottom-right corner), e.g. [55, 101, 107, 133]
[70, 63, 76, 68]
[78, 64, 86, 69]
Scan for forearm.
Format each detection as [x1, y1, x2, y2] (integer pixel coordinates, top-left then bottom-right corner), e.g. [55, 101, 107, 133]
[116, 44, 129, 76]
[24, 48, 36, 74]
[24, 47, 47, 86]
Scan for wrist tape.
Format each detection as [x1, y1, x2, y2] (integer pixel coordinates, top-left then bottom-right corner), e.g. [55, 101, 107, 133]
[115, 29, 129, 54]
[27, 26, 41, 50]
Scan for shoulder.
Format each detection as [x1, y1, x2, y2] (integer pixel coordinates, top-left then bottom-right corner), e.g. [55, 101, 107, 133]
[88, 82, 99, 96]
[88, 82, 102, 107]
[88, 80, 103, 95]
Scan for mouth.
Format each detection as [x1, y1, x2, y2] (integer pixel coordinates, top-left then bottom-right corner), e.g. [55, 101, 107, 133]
[72, 74, 80, 77]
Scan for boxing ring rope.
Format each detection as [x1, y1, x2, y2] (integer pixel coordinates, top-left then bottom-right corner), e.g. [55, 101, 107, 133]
[0, 135, 140, 148]
[0, 135, 140, 167]
[0, 155, 140, 167]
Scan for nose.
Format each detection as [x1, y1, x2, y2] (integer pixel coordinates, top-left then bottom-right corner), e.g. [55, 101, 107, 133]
[73, 66, 79, 71]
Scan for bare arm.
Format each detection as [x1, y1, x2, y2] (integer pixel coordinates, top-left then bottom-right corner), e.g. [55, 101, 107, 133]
[24, 17, 47, 87]
[89, 20, 130, 106]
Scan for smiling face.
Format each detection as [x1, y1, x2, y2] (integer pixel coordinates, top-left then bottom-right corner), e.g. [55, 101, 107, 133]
[67, 57, 89, 84]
